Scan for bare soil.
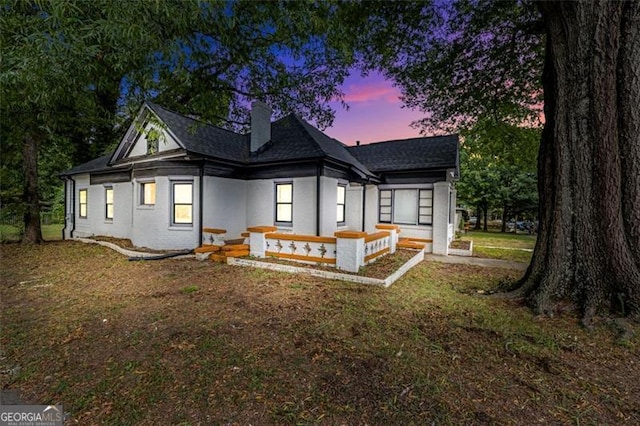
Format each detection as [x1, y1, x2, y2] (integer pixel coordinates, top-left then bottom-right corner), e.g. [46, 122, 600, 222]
[1, 241, 638, 425]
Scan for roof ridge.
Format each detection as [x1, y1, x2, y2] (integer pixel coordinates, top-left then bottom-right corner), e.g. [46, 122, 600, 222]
[145, 101, 243, 137]
[349, 134, 458, 148]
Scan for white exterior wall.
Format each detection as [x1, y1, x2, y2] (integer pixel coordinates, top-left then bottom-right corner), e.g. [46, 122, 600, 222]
[319, 176, 338, 236]
[363, 184, 379, 233]
[432, 181, 451, 255]
[72, 175, 92, 237]
[202, 176, 247, 239]
[345, 184, 363, 231]
[246, 180, 274, 228]
[130, 175, 200, 250]
[127, 123, 180, 157]
[246, 177, 318, 235]
[68, 175, 132, 239]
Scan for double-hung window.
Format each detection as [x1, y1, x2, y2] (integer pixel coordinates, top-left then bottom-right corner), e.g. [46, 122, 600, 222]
[105, 187, 114, 220]
[79, 189, 88, 218]
[336, 184, 346, 224]
[379, 189, 433, 225]
[172, 182, 193, 225]
[275, 183, 293, 224]
[141, 182, 156, 206]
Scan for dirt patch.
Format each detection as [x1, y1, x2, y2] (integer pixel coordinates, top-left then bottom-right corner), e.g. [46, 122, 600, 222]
[450, 240, 471, 250]
[91, 236, 171, 253]
[257, 249, 418, 279]
[1, 241, 638, 425]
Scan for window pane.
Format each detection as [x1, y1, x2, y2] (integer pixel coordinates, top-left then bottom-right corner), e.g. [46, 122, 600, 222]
[277, 204, 292, 222]
[174, 183, 192, 204]
[380, 213, 391, 222]
[106, 205, 114, 219]
[79, 190, 87, 203]
[106, 188, 113, 203]
[79, 204, 87, 218]
[337, 205, 344, 223]
[337, 185, 345, 203]
[277, 184, 292, 202]
[393, 189, 418, 224]
[174, 205, 192, 223]
[143, 183, 156, 204]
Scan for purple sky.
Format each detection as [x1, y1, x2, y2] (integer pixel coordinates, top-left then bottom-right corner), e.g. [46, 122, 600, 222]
[323, 71, 427, 146]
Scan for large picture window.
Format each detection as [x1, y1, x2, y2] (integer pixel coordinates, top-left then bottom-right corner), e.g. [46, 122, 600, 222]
[172, 182, 193, 225]
[105, 187, 113, 220]
[337, 184, 346, 224]
[379, 189, 433, 225]
[275, 183, 293, 224]
[79, 189, 88, 218]
[141, 182, 156, 206]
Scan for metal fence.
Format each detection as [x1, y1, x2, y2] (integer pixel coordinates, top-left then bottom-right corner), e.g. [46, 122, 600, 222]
[0, 211, 64, 226]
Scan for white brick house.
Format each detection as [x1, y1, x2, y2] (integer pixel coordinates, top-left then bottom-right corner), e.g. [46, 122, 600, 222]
[61, 102, 459, 254]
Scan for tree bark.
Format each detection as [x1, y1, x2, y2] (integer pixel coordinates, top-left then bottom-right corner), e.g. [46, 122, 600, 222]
[22, 133, 43, 244]
[516, 1, 640, 321]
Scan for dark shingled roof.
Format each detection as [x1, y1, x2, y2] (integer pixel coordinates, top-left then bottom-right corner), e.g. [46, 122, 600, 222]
[61, 154, 113, 176]
[146, 102, 247, 162]
[347, 135, 459, 174]
[251, 115, 374, 177]
[61, 102, 458, 180]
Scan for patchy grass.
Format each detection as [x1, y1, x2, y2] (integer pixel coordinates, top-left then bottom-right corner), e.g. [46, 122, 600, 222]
[460, 230, 535, 262]
[0, 224, 64, 242]
[1, 241, 638, 425]
[461, 230, 536, 249]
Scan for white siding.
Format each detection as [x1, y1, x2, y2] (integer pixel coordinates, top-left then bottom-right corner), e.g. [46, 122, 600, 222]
[246, 177, 319, 235]
[127, 123, 181, 157]
[202, 176, 247, 238]
[345, 184, 363, 231]
[319, 176, 338, 236]
[130, 176, 200, 250]
[364, 184, 378, 233]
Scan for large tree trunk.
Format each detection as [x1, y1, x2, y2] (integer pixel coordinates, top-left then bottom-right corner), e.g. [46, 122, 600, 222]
[516, 1, 640, 322]
[22, 133, 43, 244]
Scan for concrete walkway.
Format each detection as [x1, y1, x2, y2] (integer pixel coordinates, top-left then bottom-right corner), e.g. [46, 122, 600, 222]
[424, 254, 529, 271]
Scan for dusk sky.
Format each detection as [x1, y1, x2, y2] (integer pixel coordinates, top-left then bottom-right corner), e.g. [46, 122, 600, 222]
[323, 70, 427, 146]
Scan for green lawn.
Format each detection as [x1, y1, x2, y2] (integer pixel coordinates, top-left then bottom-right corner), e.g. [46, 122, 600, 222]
[0, 224, 64, 242]
[0, 241, 637, 424]
[460, 230, 536, 262]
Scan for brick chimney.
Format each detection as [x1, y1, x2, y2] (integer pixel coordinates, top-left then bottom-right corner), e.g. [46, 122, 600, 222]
[250, 101, 272, 153]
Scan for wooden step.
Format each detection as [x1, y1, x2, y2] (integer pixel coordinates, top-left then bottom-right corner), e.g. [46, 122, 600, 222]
[195, 245, 222, 253]
[222, 249, 250, 258]
[209, 254, 228, 263]
[397, 240, 426, 250]
[221, 244, 250, 252]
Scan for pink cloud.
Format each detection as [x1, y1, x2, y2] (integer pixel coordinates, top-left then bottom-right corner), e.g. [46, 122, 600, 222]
[342, 82, 401, 104]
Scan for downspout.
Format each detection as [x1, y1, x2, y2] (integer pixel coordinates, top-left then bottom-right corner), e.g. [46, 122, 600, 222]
[61, 177, 68, 240]
[198, 162, 204, 248]
[69, 176, 76, 238]
[361, 182, 367, 232]
[316, 161, 321, 236]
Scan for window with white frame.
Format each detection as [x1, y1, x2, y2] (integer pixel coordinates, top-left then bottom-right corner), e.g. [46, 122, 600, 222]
[275, 182, 293, 224]
[337, 184, 346, 224]
[140, 182, 156, 206]
[379, 188, 433, 225]
[172, 182, 193, 225]
[105, 187, 113, 220]
[79, 189, 88, 218]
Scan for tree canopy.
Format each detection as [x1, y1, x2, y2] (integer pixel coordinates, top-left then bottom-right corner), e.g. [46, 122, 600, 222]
[1, 0, 359, 242]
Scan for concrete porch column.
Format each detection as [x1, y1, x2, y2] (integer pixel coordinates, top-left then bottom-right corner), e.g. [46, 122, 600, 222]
[432, 182, 450, 255]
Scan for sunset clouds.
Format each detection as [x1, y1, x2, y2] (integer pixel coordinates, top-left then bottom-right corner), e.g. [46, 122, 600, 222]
[326, 71, 426, 145]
